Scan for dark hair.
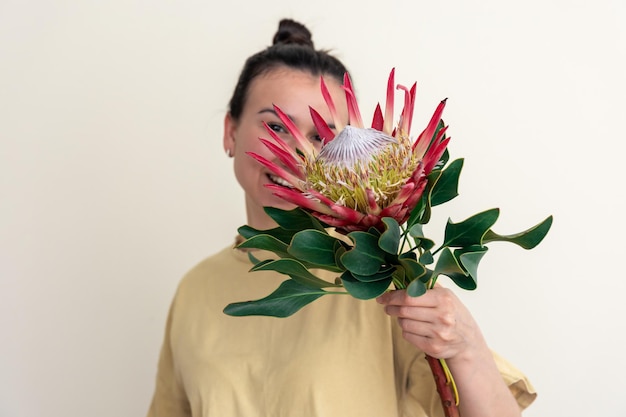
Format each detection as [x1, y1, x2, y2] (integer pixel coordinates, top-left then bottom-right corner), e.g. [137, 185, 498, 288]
[227, 18, 349, 120]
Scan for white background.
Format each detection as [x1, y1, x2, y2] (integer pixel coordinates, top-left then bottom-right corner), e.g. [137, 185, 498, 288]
[1, 1, 625, 416]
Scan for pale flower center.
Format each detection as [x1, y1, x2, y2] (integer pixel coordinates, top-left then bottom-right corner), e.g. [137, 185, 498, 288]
[305, 126, 419, 212]
[317, 126, 398, 167]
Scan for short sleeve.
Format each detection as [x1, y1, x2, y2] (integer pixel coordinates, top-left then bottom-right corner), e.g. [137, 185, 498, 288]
[393, 322, 537, 416]
[491, 350, 537, 410]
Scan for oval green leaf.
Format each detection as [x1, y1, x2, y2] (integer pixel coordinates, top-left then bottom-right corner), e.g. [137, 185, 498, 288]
[340, 271, 392, 300]
[251, 258, 340, 288]
[223, 280, 328, 317]
[264, 207, 326, 231]
[430, 158, 463, 206]
[289, 229, 340, 266]
[442, 208, 500, 249]
[407, 278, 427, 297]
[236, 234, 290, 258]
[379, 217, 401, 254]
[341, 231, 386, 275]
[433, 247, 476, 290]
[482, 215, 553, 249]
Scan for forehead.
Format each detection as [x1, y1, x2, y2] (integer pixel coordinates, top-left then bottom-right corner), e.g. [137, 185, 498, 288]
[244, 67, 347, 117]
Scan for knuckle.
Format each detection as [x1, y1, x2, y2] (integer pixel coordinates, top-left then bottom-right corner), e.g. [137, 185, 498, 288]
[426, 342, 446, 358]
[433, 324, 455, 343]
[398, 306, 412, 317]
[440, 312, 456, 327]
[440, 329, 455, 344]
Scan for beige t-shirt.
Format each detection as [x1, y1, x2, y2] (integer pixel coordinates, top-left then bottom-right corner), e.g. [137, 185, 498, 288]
[147, 245, 536, 417]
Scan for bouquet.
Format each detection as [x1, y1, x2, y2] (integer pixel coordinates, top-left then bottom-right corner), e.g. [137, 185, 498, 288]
[224, 68, 552, 417]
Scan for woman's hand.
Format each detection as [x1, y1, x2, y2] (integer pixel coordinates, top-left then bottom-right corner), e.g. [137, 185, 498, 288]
[376, 286, 486, 361]
[376, 287, 522, 417]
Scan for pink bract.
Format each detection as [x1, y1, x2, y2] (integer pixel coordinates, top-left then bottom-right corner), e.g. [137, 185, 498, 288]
[249, 68, 449, 233]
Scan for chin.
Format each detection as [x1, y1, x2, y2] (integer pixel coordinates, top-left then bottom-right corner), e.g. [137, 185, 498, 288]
[267, 199, 296, 210]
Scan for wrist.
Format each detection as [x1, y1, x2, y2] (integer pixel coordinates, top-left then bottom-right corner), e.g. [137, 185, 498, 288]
[446, 333, 493, 372]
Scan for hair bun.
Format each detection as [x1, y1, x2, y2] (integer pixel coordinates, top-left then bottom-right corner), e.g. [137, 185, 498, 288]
[272, 18, 314, 48]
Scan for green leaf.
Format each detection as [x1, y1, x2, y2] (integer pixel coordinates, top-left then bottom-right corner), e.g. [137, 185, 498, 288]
[341, 231, 386, 276]
[237, 225, 296, 245]
[392, 266, 407, 289]
[408, 223, 425, 238]
[441, 208, 500, 249]
[340, 271, 392, 300]
[455, 245, 488, 285]
[367, 226, 382, 237]
[399, 258, 427, 282]
[247, 251, 264, 266]
[237, 234, 290, 258]
[419, 251, 434, 265]
[251, 258, 340, 288]
[430, 158, 463, 206]
[419, 268, 434, 284]
[379, 217, 401, 254]
[483, 215, 553, 249]
[264, 207, 326, 231]
[223, 280, 328, 317]
[408, 224, 435, 251]
[351, 265, 395, 282]
[406, 193, 428, 230]
[408, 170, 442, 227]
[433, 248, 476, 290]
[288, 230, 341, 266]
[248, 257, 273, 268]
[399, 251, 417, 261]
[334, 245, 347, 270]
[407, 278, 427, 297]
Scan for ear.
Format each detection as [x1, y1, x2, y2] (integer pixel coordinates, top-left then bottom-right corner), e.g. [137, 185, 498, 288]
[223, 112, 237, 155]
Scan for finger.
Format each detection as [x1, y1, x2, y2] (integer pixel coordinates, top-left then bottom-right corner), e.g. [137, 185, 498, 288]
[401, 332, 451, 359]
[378, 286, 454, 307]
[383, 304, 439, 323]
[397, 317, 440, 341]
[397, 315, 462, 357]
[376, 289, 440, 307]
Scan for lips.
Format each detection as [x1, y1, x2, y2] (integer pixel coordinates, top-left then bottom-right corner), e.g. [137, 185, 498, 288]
[268, 174, 294, 188]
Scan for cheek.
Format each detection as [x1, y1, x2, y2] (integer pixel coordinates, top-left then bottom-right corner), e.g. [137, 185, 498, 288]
[234, 126, 272, 158]
[237, 142, 275, 170]
[234, 152, 261, 177]
[232, 153, 265, 195]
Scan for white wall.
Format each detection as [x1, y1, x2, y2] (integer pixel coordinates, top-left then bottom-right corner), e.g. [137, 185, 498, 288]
[1, 1, 624, 416]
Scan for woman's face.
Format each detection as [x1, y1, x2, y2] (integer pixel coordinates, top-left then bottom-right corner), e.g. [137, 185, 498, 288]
[224, 67, 349, 230]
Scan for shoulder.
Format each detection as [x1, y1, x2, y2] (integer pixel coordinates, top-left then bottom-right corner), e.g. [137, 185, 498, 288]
[168, 245, 243, 313]
[172, 245, 295, 316]
[177, 244, 247, 290]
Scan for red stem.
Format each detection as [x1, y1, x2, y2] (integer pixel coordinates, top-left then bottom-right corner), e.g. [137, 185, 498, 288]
[425, 354, 460, 417]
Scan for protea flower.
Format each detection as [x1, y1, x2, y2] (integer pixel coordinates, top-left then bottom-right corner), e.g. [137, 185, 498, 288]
[249, 68, 450, 232]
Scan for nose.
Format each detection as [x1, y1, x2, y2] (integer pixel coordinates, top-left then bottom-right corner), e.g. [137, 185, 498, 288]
[282, 133, 299, 149]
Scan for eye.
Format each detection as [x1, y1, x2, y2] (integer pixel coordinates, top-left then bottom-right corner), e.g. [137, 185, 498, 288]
[267, 122, 287, 134]
[310, 134, 323, 143]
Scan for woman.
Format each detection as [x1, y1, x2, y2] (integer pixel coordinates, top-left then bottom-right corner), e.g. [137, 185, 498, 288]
[147, 18, 536, 417]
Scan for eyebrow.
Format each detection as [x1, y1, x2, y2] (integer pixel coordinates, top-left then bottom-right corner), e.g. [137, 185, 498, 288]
[258, 108, 284, 119]
[257, 107, 337, 130]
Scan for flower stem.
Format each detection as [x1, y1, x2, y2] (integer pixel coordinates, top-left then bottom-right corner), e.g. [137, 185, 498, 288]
[425, 354, 461, 417]
[400, 225, 410, 252]
[395, 277, 459, 416]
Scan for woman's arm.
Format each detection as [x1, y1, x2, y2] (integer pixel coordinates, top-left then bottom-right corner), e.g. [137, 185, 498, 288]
[377, 287, 521, 417]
